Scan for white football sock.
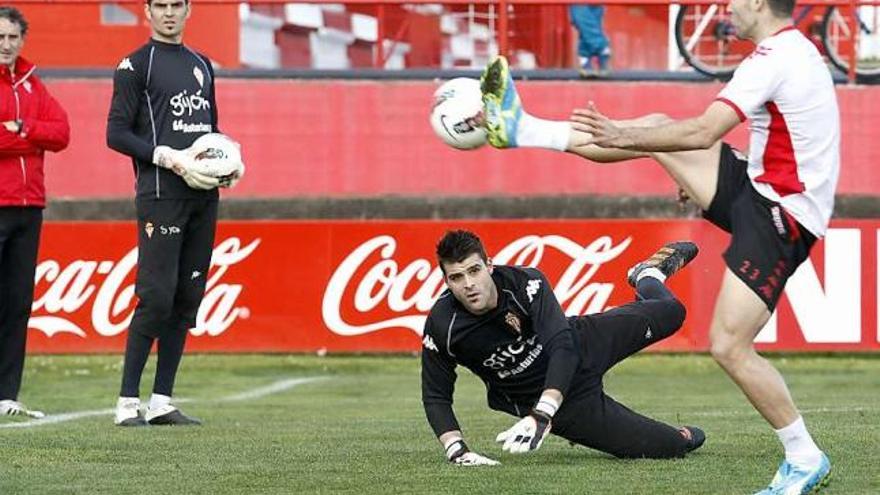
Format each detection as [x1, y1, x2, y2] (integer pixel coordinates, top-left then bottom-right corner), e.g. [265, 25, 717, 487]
[116, 396, 139, 408]
[636, 267, 666, 284]
[776, 416, 823, 467]
[516, 113, 571, 151]
[149, 393, 172, 411]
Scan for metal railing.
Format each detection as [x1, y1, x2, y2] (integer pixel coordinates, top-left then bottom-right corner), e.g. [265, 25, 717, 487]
[13, 0, 880, 81]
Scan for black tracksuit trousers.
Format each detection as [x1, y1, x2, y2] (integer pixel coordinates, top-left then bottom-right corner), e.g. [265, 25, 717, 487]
[553, 277, 693, 458]
[120, 198, 217, 397]
[0, 207, 42, 401]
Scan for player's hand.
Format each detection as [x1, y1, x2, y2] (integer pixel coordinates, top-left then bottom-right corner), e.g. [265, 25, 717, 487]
[219, 162, 244, 189]
[180, 168, 221, 190]
[153, 145, 190, 174]
[496, 409, 552, 454]
[570, 102, 634, 149]
[153, 145, 220, 190]
[453, 451, 500, 466]
[445, 439, 500, 466]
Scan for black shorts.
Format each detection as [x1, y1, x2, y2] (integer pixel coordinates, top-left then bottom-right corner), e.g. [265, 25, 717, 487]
[702, 144, 817, 310]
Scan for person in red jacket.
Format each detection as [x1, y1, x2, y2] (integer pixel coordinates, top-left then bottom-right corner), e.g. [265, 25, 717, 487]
[0, 6, 70, 419]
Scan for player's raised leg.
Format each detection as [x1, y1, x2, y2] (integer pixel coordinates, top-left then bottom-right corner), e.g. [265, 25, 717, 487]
[479, 54, 724, 180]
[479, 56, 648, 163]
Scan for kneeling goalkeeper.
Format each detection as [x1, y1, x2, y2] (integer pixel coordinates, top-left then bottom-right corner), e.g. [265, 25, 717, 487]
[422, 230, 705, 465]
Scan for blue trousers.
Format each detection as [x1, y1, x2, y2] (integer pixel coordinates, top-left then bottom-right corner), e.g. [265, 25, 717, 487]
[569, 5, 611, 64]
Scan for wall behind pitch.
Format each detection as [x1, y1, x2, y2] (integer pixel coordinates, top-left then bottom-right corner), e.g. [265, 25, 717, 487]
[43, 79, 880, 198]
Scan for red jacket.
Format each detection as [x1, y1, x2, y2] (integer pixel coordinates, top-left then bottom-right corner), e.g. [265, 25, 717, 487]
[0, 56, 70, 208]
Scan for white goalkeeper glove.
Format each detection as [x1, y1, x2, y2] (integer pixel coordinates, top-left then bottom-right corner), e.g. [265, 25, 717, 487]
[153, 145, 220, 191]
[496, 395, 558, 454]
[444, 438, 499, 466]
[218, 161, 244, 189]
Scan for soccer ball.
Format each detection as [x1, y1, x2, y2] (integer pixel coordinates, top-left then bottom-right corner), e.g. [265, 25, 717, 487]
[429, 78, 487, 150]
[189, 133, 243, 178]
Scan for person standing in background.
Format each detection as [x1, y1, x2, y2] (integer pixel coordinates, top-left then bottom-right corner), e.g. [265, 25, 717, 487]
[0, 5, 70, 419]
[569, 4, 612, 77]
[106, 0, 235, 427]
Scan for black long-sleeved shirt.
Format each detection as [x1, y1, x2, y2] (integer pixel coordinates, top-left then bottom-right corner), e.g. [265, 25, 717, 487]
[106, 38, 219, 200]
[421, 265, 582, 438]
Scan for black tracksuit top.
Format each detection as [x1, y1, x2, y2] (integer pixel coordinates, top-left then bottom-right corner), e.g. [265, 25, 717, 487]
[421, 265, 583, 437]
[107, 38, 219, 200]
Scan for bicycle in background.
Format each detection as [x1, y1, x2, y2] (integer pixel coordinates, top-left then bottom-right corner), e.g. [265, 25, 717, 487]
[674, 2, 880, 80]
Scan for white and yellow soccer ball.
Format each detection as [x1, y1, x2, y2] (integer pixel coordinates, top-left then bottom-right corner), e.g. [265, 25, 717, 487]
[429, 77, 487, 150]
[188, 133, 244, 179]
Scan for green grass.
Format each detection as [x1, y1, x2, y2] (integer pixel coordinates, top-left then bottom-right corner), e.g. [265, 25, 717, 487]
[0, 354, 878, 494]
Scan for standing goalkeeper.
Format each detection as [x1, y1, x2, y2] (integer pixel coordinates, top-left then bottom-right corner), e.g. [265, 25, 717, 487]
[106, 0, 237, 426]
[422, 230, 705, 465]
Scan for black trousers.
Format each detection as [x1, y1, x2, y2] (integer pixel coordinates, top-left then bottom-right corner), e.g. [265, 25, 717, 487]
[553, 280, 692, 458]
[120, 198, 217, 398]
[0, 207, 42, 401]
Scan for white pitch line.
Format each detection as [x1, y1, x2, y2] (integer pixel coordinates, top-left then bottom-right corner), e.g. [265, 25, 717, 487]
[0, 408, 116, 428]
[659, 405, 872, 419]
[214, 377, 327, 403]
[0, 376, 327, 429]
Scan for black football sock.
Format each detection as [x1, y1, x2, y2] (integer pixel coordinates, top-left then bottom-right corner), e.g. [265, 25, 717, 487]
[636, 276, 675, 301]
[120, 330, 154, 398]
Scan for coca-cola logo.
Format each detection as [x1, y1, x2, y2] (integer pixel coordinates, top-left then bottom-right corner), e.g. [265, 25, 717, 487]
[30, 237, 260, 338]
[322, 234, 632, 337]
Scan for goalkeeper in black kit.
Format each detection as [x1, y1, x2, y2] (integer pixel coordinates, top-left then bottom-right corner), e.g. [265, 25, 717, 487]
[421, 230, 706, 465]
[106, 0, 242, 426]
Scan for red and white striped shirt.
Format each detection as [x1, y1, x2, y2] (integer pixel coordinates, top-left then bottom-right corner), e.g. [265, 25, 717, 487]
[716, 27, 840, 237]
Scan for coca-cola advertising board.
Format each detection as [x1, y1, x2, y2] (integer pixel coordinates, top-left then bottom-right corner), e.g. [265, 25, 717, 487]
[28, 220, 879, 353]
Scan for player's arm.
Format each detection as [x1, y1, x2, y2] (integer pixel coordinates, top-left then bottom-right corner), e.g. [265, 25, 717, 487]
[106, 57, 155, 164]
[421, 319, 498, 466]
[497, 270, 578, 454]
[571, 100, 741, 152]
[203, 55, 220, 134]
[201, 56, 243, 189]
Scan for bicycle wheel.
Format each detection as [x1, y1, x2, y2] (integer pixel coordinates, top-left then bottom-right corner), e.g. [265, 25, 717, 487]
[822, 6, 880, 79]
[674, 4, 751, 79]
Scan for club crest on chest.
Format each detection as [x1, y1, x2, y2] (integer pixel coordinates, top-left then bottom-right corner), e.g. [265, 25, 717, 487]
[504, 311, 522, 336]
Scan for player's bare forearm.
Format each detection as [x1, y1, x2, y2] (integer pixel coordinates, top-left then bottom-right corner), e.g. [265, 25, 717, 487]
[571, 100, 739, 152]
[625, 117, 719, 151]
[566, 110, 668, 162]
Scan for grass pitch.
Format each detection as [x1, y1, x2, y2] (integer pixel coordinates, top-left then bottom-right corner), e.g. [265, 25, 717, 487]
[0, 354, 877, 494]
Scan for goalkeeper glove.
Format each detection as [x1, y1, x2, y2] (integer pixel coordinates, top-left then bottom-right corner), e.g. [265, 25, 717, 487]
[218, 162, 244, 189]
[444, 438, 499, 466]
[496, 394, 559, 454]
[153, 145, 220, 191]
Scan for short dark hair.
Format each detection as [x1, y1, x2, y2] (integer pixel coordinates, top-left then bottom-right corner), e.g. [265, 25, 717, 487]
[0, 6, 28, 37]
[144, 0, 190, 5]
[436, 230, 488, 274]
[767, 0, 795, 17]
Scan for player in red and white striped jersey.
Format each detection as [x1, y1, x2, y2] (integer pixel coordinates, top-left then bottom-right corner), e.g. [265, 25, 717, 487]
[479, 0, 837, 489]
[715, 25, 839, 239]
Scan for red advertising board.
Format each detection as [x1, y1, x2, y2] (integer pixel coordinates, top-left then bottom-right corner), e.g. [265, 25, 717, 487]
[27, 219, 879, 353]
